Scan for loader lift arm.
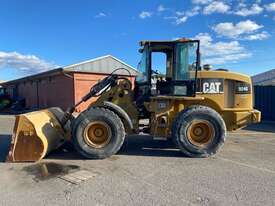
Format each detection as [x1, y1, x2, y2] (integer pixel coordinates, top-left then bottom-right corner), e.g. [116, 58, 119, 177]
[61, 67, 133, 126]
[61, 74, 118, 126]
[7, 68, 132, 162]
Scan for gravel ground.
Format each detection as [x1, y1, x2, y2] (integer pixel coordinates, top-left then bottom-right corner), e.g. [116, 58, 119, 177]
[0, 115, 275, 206]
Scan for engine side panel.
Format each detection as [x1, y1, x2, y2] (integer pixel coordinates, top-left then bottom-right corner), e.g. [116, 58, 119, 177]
[149, 70, 260, 138]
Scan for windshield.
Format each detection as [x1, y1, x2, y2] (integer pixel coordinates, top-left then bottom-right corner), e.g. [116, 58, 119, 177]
[174, 42, 198, 81]
[136, 45, 149, 83]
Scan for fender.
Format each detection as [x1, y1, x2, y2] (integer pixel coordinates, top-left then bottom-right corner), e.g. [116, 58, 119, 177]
[102, 101, 134, 129]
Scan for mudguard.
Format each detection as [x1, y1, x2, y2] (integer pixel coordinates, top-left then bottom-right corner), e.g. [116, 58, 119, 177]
[103, 101, 134, 129]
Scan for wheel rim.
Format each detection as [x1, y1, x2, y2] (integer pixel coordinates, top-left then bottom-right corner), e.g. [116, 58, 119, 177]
[187, 120, 215, 148]
[83, 121, 112, 148]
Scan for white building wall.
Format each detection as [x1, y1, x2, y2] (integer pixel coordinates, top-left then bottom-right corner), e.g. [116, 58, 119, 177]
[252, 69, 275, 86]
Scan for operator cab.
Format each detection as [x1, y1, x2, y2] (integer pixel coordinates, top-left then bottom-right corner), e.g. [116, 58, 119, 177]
[135, 38, 201, 111]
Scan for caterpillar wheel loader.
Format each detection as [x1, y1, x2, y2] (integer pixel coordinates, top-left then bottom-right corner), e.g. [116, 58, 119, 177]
[6, 38, 261, 162]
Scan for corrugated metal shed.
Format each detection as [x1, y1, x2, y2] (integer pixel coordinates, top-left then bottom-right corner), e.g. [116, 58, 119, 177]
[254, 85, 275, 121]
[252, 68, 275, 86]
[0, 55, 137, 112]
[64, 55, 139, 76]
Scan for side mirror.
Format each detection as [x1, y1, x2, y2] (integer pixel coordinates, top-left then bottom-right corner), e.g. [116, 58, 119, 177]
[138, 48, 144, 53]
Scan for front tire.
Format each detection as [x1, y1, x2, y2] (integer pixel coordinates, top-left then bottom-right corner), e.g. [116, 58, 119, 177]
[172, 105, 226, 157]
[72, 107, 125, 159]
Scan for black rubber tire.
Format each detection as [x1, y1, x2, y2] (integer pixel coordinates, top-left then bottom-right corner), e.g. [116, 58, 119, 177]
[172, 105, 226, 157]
[72, 107, 125, 159]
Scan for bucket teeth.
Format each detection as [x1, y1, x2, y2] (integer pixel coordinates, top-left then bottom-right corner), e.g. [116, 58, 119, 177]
[6, 108, 67, 162]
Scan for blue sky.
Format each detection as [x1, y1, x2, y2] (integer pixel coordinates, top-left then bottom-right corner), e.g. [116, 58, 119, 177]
[0, 0, 275, 81]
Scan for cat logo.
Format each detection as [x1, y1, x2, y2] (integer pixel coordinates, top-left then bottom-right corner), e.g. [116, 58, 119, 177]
[200, 79, 223, 94]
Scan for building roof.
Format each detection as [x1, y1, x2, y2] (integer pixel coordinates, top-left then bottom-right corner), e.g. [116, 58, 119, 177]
[1, 68, 63, 86]
[1, 55, 138, 86]
[252, 68, 275, 86]
[64, 55, 138, 76]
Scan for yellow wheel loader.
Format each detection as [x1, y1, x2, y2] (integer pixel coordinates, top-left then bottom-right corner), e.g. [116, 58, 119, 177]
[7, 38, 261, 162]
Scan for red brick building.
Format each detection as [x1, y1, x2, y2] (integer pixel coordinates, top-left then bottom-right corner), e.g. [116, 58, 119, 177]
[1, 55, 138, 112]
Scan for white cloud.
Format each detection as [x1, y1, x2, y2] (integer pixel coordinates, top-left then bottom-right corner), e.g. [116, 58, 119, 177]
[256, 0, 262, 3]
[157, 5, 168, 12]
[174, 6, 201, 25]
[195, 33, 251, 64]
[192, 0, 212, 5]
[94, 12, 107, 18]
[265, 2, 275, 11]
[212, 20, 263, 38]
[185, 6, 201, 17]
[175, 11, 185, 16]
[237, 2, 247, 9]
[241, 31, 270, 40]
[175, 16, 188, 24]
[203, 53, 251, 64]
[0, 51, 56, 74]
[203, 1, 230, 15]
[139, 11, 153, 19]
[235, 3, 263, 16]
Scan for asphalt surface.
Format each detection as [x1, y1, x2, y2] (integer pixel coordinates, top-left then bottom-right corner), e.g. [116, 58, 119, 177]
[0, 115, 275, 206]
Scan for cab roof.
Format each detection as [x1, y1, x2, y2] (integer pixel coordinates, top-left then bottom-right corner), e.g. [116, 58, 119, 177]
[139, 38, 196, 46]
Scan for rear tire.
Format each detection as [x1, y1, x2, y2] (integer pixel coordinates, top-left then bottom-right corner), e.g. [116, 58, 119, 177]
[172, 105, 226, 157]
[72, 107, 125, 159]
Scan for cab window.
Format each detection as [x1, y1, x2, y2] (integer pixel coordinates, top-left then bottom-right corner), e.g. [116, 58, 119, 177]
[175, 42, 198, 80]
[136, 45, 149, 83]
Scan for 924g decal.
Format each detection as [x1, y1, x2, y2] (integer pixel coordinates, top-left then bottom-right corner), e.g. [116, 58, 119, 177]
[235, 82, 251, 94]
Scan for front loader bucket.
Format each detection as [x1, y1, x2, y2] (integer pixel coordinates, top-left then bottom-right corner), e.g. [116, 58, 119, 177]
[6, 108, 67, 162]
